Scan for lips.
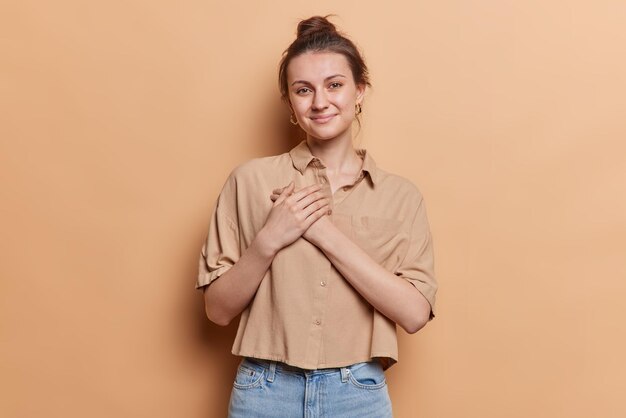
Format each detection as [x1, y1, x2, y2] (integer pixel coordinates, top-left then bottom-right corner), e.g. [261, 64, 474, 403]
[310, 114, 336, 123]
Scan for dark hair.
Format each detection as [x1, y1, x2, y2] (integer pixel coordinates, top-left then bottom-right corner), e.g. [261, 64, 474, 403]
[278, 15, 372, 125]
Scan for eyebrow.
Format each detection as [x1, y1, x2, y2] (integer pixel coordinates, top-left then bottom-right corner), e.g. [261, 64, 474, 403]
[291, 74, 347, 86]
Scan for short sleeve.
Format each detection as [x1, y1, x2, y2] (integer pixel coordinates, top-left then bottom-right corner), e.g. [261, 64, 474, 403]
[196, 173, 241, 290]
[394, 195, 438, 321]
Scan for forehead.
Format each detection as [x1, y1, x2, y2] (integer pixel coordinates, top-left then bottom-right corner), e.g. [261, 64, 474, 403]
[287, 51, 352, 82]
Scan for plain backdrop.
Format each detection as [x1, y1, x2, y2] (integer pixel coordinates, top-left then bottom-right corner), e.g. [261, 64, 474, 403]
[1, 1, 625, 417]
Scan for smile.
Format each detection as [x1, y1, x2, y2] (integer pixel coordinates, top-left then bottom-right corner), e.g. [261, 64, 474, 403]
[310, 114, 336, 124]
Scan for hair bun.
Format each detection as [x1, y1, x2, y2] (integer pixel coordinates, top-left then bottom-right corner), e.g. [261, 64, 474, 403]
[296, 15, 338, 39]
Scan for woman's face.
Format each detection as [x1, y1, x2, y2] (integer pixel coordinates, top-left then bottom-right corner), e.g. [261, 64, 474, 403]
[287, 51, 365, 143]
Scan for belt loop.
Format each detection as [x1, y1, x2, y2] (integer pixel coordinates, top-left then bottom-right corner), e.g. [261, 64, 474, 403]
[266, 360, 277, 382]
[340, 366, 349, 383]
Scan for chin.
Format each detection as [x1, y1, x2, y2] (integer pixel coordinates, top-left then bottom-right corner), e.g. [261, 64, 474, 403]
[305, 127, 351, 142]
[307, 132, 343, 142]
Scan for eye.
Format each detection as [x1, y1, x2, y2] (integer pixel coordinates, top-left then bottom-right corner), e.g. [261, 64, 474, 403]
[296, 87, 311, 95]
[329, 82, 342, 89]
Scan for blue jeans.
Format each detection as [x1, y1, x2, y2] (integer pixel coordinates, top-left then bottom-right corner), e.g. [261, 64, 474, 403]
[227, 357, 393, 418]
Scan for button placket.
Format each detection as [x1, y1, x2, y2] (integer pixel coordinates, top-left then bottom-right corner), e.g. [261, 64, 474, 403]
[315, 167, 334, 216]
[303, 239, 332, 367]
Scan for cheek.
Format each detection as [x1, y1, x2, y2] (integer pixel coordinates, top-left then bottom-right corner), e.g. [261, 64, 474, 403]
[291, 98, 310, 114]
[336, 95, 355, 112]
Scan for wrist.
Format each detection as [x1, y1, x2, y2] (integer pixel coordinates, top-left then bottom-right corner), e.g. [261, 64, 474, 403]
[305, 217, 333, 248]
[254, 227, 281, 258]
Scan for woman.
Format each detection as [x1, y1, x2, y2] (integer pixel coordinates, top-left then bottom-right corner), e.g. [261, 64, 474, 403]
[197, 15, 438, 418]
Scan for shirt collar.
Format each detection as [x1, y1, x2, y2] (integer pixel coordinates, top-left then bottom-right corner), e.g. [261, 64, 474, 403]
[289, 139, 379, 187]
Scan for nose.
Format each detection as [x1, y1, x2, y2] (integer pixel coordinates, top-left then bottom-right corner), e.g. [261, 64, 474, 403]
[312, 90, 329, 110]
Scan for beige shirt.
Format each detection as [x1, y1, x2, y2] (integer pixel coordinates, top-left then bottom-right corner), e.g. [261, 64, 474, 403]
[196, 139, 437, 371]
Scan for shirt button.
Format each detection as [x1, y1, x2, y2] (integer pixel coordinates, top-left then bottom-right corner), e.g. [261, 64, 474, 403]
[314, 319, 321, 325]
[320, 281, 326, 287]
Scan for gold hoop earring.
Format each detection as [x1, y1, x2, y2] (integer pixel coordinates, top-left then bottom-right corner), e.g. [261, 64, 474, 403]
[290, 113, 298, 125]
[355, 103, 362, 115]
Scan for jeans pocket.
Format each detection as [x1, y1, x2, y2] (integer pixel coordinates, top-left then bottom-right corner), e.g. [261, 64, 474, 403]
[233, 358, 265, 390]
[347, 361, 387, 390]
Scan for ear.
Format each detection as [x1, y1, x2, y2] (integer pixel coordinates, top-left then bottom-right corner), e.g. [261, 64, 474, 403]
[355, 82, 366, 104]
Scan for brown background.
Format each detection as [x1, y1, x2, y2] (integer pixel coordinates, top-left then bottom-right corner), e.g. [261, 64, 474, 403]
[2, 1, 625, 417]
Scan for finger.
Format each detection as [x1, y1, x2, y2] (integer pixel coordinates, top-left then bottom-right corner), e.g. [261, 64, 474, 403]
[274, 181, 295, 204]
[304, 201, 331, 227]
[303, 197, 330, 219]
[294, 190, 328, 211]
[287, 183, 322, 204]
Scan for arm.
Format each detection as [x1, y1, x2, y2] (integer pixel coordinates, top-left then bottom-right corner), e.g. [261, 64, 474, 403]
[307, 219, 432, 334]
[202, 228, 277, 326]
[200, 181, 329, 326]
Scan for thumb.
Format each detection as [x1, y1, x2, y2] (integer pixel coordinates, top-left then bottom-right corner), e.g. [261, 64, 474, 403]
[282, 181, 295, 194]
[275, 181, 294, 204]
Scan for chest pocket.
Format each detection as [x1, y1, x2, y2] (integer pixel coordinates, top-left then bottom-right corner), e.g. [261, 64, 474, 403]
[350, 216, 409, 271]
